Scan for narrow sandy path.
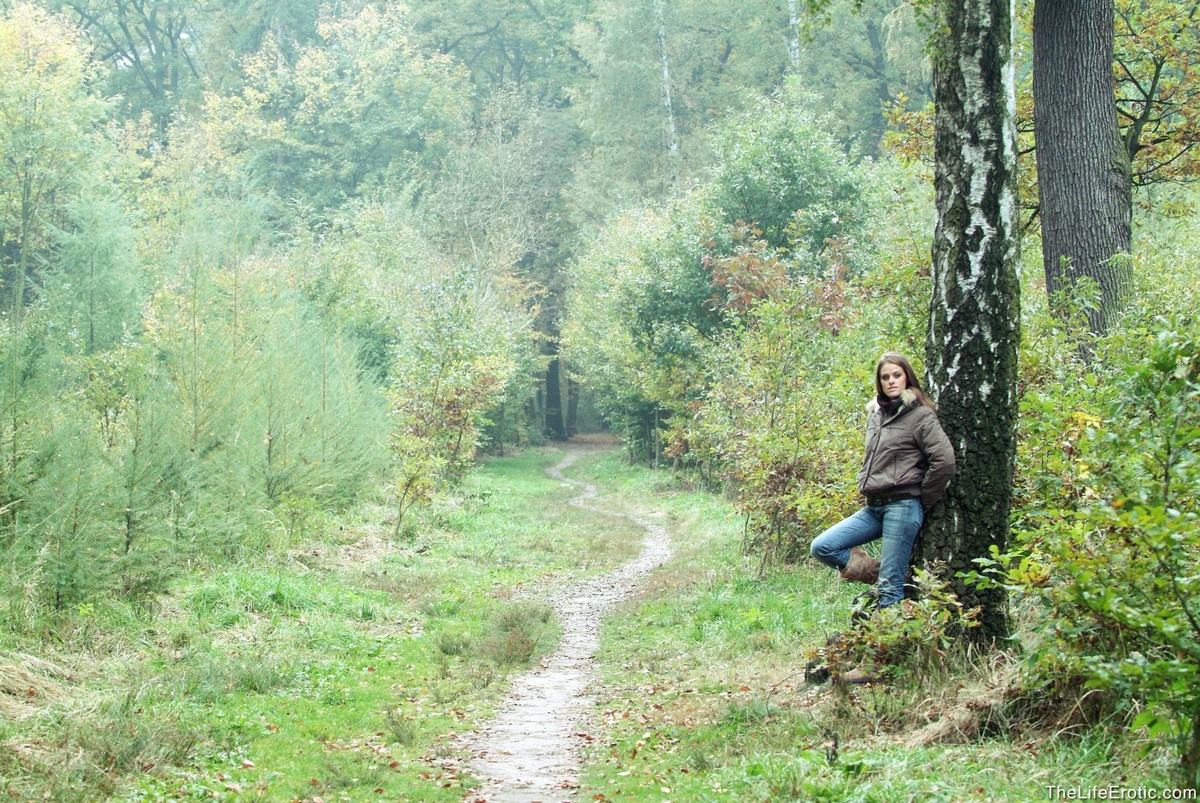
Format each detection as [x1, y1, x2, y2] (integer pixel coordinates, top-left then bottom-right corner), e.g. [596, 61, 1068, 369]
[463, 447, 672, 802]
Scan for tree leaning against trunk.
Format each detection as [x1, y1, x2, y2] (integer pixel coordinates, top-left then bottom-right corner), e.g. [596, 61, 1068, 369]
[1033, 0, 1132, 336]
[920, 0, 1022, 643]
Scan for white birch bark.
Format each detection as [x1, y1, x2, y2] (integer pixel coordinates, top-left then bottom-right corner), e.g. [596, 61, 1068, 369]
[921, 0, 1021, 642]
[786, 0, 801, 69]
[655, 0, 679, 187]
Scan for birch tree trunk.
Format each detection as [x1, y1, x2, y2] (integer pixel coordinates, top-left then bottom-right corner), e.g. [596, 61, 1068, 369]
[920, 0, 1021, 643]
[786, 0, 801, 70]
[655, 0, 680, 187]
[1033, 0, 1132, 337]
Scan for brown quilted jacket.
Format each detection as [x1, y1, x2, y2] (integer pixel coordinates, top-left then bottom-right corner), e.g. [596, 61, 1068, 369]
[856, 389, 956, 511]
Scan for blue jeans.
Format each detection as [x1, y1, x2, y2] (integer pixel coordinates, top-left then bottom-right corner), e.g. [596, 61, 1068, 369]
[810, 498, 924, 607]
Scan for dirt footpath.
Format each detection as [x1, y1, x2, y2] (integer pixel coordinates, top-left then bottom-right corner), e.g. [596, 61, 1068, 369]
[463, 447, 672, 802]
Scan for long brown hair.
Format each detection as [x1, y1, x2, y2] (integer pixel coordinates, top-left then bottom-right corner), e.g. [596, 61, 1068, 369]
[875, 352, 936, 411]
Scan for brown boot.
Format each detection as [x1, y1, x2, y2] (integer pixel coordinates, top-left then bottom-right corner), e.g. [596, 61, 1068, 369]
[839, 548, 880, 585]
[834, 662, 879, 685]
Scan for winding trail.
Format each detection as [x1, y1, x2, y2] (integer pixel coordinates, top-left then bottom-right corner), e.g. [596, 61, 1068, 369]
[464, 447, 672, 802]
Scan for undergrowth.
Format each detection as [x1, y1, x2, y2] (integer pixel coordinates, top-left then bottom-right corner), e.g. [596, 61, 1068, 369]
[2, 443, 1191, 801]
[0, 446, 638, 802]
[574, 450, 1187, 802]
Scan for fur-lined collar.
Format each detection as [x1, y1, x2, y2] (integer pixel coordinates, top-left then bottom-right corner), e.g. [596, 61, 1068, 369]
[866, 388, 917, 414]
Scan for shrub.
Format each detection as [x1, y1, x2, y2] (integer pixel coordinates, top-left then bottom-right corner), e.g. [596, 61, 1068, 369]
[975, 302, 1200, 787]
[809, 566, 981, 683]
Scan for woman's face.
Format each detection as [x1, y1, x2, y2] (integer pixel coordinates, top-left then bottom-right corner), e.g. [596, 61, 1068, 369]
[879, 362, 908, 399]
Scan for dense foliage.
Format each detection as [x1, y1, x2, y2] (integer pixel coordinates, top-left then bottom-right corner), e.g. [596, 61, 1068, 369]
[1, 0, 1198, 792]
[988, 228, 1200, 784]
[0, 2, 532, 618]
[566, 168, 1199, 784]
[564, 79, 1197, 789]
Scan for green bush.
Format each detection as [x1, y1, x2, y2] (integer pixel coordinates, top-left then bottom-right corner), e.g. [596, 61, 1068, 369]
[0, 251, 389, 616]
[810, 567, 981, 683]
[704, 84, 869, 268]
[976, 293, 1200, 786]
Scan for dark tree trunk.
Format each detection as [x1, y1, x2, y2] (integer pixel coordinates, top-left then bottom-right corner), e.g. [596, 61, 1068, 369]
[530, 389, 543, 441]
[495, 403, 506, 456]
[921, 0, 1021, 643]
[565, 374, 579, 437]
[862, 17, 892, 157]
[544, 355, 567, 441]
[1033, 0, 1132, 336]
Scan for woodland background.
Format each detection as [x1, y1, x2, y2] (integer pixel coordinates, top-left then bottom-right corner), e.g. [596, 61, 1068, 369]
[0, 0, 1198, 795]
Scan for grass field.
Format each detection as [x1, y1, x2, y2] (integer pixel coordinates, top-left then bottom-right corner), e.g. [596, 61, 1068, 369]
[1, 447, 641, 801]
[0, 445, 1185, 802]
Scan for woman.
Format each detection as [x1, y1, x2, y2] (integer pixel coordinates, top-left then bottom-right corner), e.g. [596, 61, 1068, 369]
[810, 352, 955, 608]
